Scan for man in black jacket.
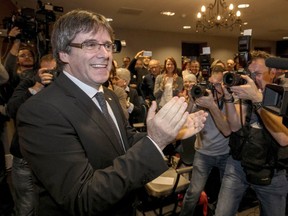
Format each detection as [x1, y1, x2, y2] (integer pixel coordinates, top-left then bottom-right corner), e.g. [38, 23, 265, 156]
[7, 54, 56, 216]
[215, 50, 288, 216]
[0, 62, 13, 216]
[16, 10, 207, 216]
[141, 59, 161, 106]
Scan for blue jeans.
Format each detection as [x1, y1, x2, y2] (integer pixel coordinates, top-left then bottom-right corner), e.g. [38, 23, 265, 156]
[11, 156, 35, 216]
[179, 152, 229, 216]
[215, 156, 288, 216]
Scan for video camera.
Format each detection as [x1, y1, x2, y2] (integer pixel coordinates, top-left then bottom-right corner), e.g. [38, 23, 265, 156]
[2, 1, 63, 44]
[263, 57, 288, 127]
[3, 8, 38, 42]
[263, 84, 288, 115]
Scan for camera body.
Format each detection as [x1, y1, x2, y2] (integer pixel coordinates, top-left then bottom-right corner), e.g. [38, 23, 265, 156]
[191, 81, 214, 98]
[3, 1, 63, 44]
[3, 8, 37, 42]
[199, 54, 211, 81]
[45, 69, 59, 80]
[237, 36, 251, 69]
[223, 71, 248, 87]
[113, 40, 126, 53]
[263, 84, 288, 116]
[263, 84, 288, 128]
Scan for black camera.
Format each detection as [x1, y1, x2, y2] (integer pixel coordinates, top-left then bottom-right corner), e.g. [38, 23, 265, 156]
[3, 8, 37, 42]
[45, 69, 59, 81]
[263, 84, 288, 128]
[191, 82, 214, 98]
[223, 71, 248, 87]
[238, 36, 251, 69]
[2, 1, 63, 54]
[113, 39, 126, 53]
[263, 84, 288, 116]
[199, 54, 211, 81]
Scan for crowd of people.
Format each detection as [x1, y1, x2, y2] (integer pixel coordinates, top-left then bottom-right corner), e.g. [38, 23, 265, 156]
[0, 8, 287, 216]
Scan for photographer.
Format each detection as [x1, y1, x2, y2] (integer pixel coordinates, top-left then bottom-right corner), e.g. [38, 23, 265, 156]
[6, 54, 56, 216]
[3, 27, 37, 102]
[180, 66, 231, 216]
[215, 50, 288, 216]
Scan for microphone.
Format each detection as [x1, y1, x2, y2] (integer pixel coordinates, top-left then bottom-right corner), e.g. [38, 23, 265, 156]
[265, 57, 288, 70]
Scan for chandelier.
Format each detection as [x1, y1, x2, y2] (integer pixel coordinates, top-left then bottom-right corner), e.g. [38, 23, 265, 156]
[196, 0, 242, 32]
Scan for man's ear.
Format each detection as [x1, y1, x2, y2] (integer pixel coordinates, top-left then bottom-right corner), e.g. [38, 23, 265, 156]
[269, 68, 277, 79]
[59, 51, 69, 64]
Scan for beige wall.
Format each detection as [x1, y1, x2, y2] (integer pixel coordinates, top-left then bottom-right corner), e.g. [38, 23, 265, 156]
[0, 0, 276, 66]
[0, 0, 17, 60]
[113, 28, 276, 67]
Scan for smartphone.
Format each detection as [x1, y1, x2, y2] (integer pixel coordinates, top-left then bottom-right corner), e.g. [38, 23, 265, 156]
[143, 51, 152, 57]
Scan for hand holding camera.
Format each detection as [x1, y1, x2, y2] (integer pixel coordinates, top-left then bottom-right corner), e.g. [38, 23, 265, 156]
[195, 89, 215, 109]
[8, 27, 21, 38]
[229, 75, 262, 103]
[38, 67, 57, 86]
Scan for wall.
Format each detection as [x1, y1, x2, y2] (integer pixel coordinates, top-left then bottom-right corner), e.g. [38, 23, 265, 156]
[0, 1, 276, 66]
[0, 0, 17, 59]
[0, 0, 16, 27]
[113, 28, 276, 67]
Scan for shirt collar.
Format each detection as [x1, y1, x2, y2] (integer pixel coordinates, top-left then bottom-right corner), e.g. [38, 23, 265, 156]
[125, 86, 130, 92]
[63, 71, 103, 98]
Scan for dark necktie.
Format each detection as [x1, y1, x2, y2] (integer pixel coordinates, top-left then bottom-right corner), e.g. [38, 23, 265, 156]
[95, 92, 125, 152]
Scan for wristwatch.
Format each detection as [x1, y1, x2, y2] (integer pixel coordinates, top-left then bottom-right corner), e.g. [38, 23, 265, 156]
[253, 102, 262, 111]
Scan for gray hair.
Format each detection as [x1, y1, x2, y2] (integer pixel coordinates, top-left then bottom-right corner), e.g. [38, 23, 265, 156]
[51, 9, 115, 70]
[116, 68, 131, 84]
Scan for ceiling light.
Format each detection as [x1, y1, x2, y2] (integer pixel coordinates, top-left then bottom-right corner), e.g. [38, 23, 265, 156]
[106, 18, 113, 22]
[196, 0, 243, 32]
[160, 11, 175, 16]
[183, 26, 191, 29]
[238, 4, 250, 9]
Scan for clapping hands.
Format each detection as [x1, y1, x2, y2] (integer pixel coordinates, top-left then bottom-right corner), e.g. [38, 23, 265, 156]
[146, 97, 207, 150]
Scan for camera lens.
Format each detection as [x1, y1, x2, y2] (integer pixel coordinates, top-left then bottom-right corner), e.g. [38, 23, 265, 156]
[223, 73, 235, 86]
[191, 85, 206, 98]
[223, 72, 247, 87]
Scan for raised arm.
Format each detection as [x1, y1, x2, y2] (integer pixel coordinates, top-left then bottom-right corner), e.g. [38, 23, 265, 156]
[195, 90, 231, 136]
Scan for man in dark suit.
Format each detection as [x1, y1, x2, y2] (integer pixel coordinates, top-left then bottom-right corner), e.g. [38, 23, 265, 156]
[128, 50, 150, 98]
[16, 10, 207, 216]
[141, 59, 161, 105]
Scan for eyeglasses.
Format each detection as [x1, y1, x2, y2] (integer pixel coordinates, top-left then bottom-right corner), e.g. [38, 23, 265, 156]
[69, 40, 115, 52]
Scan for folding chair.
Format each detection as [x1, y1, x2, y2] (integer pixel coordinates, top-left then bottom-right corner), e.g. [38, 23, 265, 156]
[137, 155, 193, 216]
[133, 104, 148, 132]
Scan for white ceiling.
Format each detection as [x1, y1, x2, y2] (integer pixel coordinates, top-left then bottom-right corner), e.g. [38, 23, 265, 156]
[10, 0, 288, 41]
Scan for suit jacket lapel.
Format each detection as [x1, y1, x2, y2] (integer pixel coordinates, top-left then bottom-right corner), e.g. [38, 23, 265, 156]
[55, 74, 125, 155]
